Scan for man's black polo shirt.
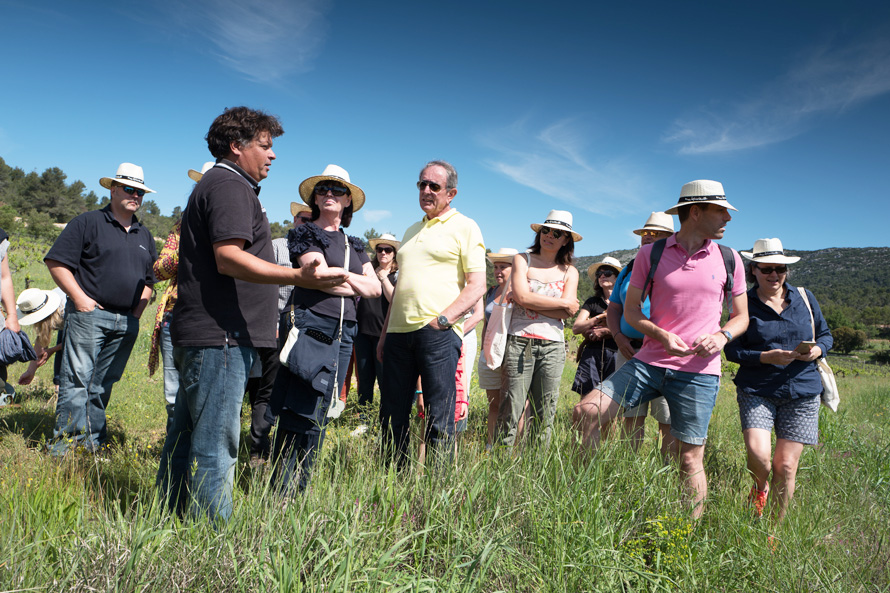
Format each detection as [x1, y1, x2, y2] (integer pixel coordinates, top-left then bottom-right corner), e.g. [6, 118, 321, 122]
[45, 206, 157, 312]
[171, 160, 277, 349]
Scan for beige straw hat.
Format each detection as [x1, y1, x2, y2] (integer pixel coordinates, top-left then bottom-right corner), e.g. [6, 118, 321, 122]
[298, 164, 365, 211]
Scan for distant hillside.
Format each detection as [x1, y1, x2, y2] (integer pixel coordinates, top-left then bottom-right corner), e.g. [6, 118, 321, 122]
[575, 246, 890, 330]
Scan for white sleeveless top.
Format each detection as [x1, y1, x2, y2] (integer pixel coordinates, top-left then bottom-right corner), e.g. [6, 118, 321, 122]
[509, 258, 567, 342]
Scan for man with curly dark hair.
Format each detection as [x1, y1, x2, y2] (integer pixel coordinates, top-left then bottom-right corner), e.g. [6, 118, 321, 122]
[157, 106, 348, 522]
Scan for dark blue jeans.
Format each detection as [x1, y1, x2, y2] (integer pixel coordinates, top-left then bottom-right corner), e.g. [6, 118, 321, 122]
[50, 305, 139, 455]
[157, 344, 256, 522]
[380, 324, 461, 469]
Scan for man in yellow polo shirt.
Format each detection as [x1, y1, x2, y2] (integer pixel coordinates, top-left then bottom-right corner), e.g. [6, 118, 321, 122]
[377, 160, 486, 468]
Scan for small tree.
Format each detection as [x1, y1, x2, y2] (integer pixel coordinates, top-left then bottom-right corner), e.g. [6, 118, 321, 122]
[833, 326, 868, 354]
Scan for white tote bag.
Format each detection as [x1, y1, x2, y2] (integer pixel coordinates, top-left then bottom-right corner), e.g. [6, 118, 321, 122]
[797, 287, 839, 412]
[482, 274, 513, 370]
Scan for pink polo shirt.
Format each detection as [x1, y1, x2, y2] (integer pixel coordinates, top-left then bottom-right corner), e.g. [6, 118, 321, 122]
[629, 236, 745, 375]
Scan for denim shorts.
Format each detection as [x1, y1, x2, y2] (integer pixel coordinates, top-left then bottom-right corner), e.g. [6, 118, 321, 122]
[737, 388, 820, 445]
[599, 358, 719, 445]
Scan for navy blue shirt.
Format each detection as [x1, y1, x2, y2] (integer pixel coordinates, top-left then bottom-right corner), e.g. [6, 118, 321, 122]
[725, 283, 833, 399]
[45, 206, 156, 312]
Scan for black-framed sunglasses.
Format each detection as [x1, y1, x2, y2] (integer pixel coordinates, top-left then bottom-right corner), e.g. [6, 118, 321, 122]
[417, 180, 443, 192]
[375, 246, 394, 254]
[756, 265, 787, 275]
[314, 184, 350, 197]
[596, 269, 616, 278]
[540, 226, 566, 240]
[120, 185, 146, 198]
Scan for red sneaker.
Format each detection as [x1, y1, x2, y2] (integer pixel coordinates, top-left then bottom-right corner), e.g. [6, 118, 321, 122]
[748, 485, 768, 518]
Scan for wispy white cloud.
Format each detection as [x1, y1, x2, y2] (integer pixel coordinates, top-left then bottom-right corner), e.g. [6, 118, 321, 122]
[665, 37, 890, 154]
[129, 0, 331, 83]
[362, 209, 392, 224]
[479, 117, 647, 216]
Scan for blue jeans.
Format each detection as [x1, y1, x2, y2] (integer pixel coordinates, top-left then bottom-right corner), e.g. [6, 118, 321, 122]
[157, 344, 256, 522]
[600, 358, 720, 445]
[354, 332, 382, 406]
[271, 307, 356, 494]
[50, 304, 139, 455]
[379, 324, 461, 469]
[160, 313, 178, 435]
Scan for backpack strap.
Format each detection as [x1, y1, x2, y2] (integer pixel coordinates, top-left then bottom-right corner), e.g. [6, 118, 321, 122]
[641, 238, 736, 315]
[640, 238, 667, 303]
[717, 243, 735, 315]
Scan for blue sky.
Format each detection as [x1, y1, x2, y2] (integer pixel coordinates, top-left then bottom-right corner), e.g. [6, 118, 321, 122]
[1, 0, 888, 256]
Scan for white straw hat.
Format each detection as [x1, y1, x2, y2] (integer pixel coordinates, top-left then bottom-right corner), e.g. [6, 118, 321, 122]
[633, 211, 675, 235]
[486, 247, 519, 264]
[15, 288, 62, 326]
[530, 209, 582, 242]
[99, 163, 155, 193]
[369, 233, 400, 251]
[664, 180, 737, 215]
[740, 238, 800, 264]
[298, 164, 365, 212]
[587, 256, 623, 282]
[188, 162, 216, 183]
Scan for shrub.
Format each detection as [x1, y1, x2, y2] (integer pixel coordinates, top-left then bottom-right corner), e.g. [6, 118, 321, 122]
[834, 326, 868, 354]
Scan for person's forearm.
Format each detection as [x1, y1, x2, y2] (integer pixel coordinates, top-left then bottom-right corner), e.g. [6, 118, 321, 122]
[380, 274, 396, 302]
[346, 271, 382, 299]
[438, 272, 487, 324]
[132, 285, 153, 318]
[46, 260, 93, 308]
[215, 243, 345, 289]
[606, 301, 623, 337]
[1, 256, 19, 330]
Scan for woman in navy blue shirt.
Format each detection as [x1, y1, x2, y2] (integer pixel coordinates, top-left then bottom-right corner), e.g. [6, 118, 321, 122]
[725, 239, 832, 522]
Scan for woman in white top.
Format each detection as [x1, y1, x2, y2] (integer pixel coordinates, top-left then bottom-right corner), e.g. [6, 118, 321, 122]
[498, 210, 580, 447]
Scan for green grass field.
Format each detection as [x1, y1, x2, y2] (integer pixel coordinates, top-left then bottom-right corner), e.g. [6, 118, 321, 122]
[2, 237, 889, 591]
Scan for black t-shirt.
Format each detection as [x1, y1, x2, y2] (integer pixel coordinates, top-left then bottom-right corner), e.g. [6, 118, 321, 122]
[287, 223, 370, 322]
[580, 295, 618, 351]
[171, 161, 277, 348]
[44, 206, 156, 312]
[356, 270, 397, 336]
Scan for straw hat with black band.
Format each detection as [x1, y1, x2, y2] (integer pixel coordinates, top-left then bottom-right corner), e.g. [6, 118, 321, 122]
[298, 164, 365, 212]
[486, 247, 519, 264]
[740, 238, 800, 264]
[664, 180, 737, 215]
[99, 163, 155, 193]
[530, 209, 583, 242]
[369, 233, 400, 251]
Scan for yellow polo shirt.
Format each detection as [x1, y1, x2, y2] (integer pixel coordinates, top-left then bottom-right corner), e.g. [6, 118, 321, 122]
[388, 208, 486, 335]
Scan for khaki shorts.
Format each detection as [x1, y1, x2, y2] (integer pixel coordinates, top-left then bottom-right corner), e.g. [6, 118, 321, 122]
[615, 348, 671, 425]
[476, 351, 503, 390]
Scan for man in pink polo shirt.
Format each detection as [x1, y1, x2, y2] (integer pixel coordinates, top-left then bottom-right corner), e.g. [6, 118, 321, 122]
[573, 180, 749, 518]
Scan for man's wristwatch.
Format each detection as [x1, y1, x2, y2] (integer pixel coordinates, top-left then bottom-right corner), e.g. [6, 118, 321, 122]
[720, 329, 733, 343]
[437, 314, 452, 329]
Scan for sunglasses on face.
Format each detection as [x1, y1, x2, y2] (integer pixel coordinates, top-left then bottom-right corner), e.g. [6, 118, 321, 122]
[314, 184, 350, 197]
[375, 246, 394, 254]
[639, 230, 664, 237]
[120, 185, 146, 198]
[757, 265, 787, 275]
[297, 215, 312, 223]
[540, 226, 566, 240]
[417, 180, 443, 192]
[596, 269, 616, 278]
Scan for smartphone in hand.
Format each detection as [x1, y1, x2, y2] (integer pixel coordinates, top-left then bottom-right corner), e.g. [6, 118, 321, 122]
[795, 340, 816, 354]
